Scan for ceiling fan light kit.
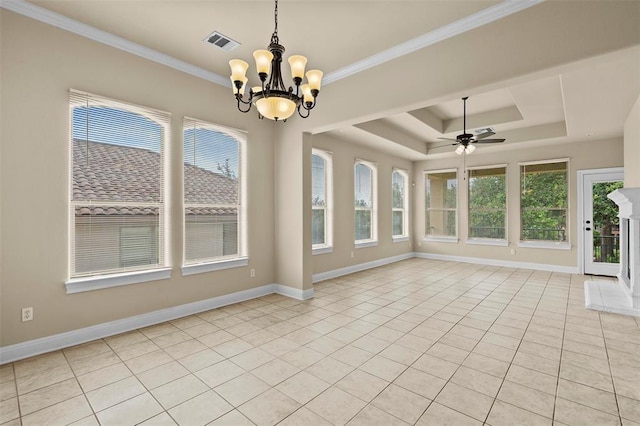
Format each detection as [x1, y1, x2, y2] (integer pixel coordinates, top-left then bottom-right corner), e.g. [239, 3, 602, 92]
[229, 0, 322, 121]
[439, 96, 506, 155]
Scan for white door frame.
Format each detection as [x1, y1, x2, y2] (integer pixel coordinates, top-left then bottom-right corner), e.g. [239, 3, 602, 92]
[577, 167, 624, 275]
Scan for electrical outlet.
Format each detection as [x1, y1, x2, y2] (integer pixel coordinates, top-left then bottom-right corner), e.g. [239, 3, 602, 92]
[22, 307, 33, 322]
[510, 249, 516, 255]
[250, 269, 255, 278]
[350, 251, 354, 258]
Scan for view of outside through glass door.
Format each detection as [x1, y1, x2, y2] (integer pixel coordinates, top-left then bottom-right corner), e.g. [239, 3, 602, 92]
[582, 169, 624, 276]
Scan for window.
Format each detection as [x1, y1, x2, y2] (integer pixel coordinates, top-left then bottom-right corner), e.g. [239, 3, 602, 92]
[312, 149, 333, 252]
[183, 118, 246, 267]
[520, 160, 569, 243]
[468, 166, 507, 241]
[425, 169, 457, 239]
[392, 169, 409, 240]
[69, 90, 169, 278]
[355, 160, 377, 245]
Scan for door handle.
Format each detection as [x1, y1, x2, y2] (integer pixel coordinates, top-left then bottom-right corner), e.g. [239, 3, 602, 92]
[585, 227, 592, 231]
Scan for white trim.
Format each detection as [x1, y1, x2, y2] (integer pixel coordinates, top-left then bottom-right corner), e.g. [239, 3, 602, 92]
[466, 238, 509, 247]
[312, 246, 334, 255]
[1, 283, 280, 364]
[466, 163, 508, 171]
[322, 0, 544, 85]
[65, 268, 172, 294]
[393, 236, 410, 243]
[414, 252, 578, 274]
[312, 252, 414, 283]
[0, 0, 230, 87]
[182, 257, 249, 276]
[355, 240, 378, 249]
[274, 285, 314, 301]
[519, 157, 571, 166]
[423, 236, 459, 244]
[518, 241, 571, 250]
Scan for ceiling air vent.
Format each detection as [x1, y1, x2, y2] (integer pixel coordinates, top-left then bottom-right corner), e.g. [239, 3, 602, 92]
[204, 31, 240, 52]
[475, 127, 495, 135]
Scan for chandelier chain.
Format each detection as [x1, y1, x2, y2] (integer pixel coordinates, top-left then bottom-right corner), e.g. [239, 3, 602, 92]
[271, 0, 279, 44]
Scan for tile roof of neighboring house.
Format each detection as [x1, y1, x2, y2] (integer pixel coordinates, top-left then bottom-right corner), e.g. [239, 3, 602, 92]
[73, 140, 237, 216]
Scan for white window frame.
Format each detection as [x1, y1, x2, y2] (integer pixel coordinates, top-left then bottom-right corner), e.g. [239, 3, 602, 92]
[65, 90, 171, 294]
[181, 117, 248, 276]
[466, 164, 508, 246]
[424, 168, 458, 243]
[312, 148, 333, 255]
[392, 168, 409, 242]
[354, 159, 378, 248]
[518, 158, 571, 250]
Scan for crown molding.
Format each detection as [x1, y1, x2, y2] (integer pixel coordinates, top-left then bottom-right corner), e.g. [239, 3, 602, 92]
[323, 0, 545, 85]
[0, 0, 230, 87]
[1, 0, 544, 88]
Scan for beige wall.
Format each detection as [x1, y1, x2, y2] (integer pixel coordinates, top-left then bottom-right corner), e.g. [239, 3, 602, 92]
[413, 139, 624, 268]
[311, 134, 413, 275]
[0, 11, 275, 346]
[624, 95, 640, 187]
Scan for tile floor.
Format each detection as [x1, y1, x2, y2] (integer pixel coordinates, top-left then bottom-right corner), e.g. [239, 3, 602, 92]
[1, 258, 639, 425]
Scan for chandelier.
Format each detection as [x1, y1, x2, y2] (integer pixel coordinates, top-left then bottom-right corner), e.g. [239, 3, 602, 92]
[229, 0, 323, 121]
[455, 142, 475, 155]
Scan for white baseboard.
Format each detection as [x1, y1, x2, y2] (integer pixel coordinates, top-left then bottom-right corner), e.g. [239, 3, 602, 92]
[0, 283, 309, 364]
[414, 252, 579, 274]
[312, 252, 415, 283]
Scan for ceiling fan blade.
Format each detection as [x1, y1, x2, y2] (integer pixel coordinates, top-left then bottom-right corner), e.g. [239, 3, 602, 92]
[430, 143, 458, 149]
[437, 137, 459, 141]
[475, 131, 496, 140]
[475, 138, 505, 144]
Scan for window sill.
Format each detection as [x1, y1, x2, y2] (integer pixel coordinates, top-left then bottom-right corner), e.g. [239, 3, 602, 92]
[466, 238, 509, 247]
[392, 236, 410, 243]
[423, 236, 458, 244]
[312, 246, 333, 255]
[65, 268, 172, 294]
[182, 257, 249, 276]
[518, 241, 572, 250]
[355, 240, 378, 249]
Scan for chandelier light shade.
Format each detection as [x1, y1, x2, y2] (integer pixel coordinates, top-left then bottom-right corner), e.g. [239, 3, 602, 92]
[455, 143, 476, 155]
[229, 0, 323, 121]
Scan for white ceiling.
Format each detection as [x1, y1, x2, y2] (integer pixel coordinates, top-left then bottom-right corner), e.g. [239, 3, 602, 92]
[8, 0, 640, 160]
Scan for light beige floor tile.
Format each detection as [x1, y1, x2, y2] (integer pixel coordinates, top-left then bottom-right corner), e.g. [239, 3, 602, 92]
[208, 409, 254, 425]
[163, 339, 207, 359]
[63, 341, 113, 362]
[416, 402, 482, 426]
[113, 340, 160, 360]
[276, 371, 331, 404]
[393, 367, 446, 400]
[283, 328, 323, 346]
[183, 322, 220, 338]
[105, 330, 149, 349]
[170, 315, 206, 330]
[69, 415, 100, 426]
[69, 350, 121, 376]
[617, 395, 640, 422]
[379, 343, 421, 365]
[136, 360, 189, 390]
[0, 381, 16, 402]
[198, 330, 236, 348]
[336, 369, 390, 402]
[412, 353, 459, 380]
[138, 412, 177, 425]
[306, 387, 367, 425]
[473, 341, 515, 363]
[561, 350, 610, 374]
[251, 358, 299, 386]
[278, 407, 332, 426]
[359, 355, 406, 382]
[195, 359, 245, 388]
[554, 397, 621, 426]
[16, 363, 74, 394]
[139, 323, 180, 340]
[557, 378, 618, 415]
[330, 345, 374, 368]
[0, 397, 19, 424]
[177, 348, 224, 372]
[151, 374, 208, 409]
[439, 333, 478, 352]
[305, 336, 347, 355]
[371, 384, 430, 424]
[427, 342, 469, 364]
[168, 390, 233, 425]
[22, 395, 92, 426]
[260, 337, 300, 357]
[96, 393, 163, 426]
[327, 326, 364, 344]
[506, 364, 557, 396]
[435, 382, 494, 422]
[14, 351, 67, 378]
[85, 376, 145, 412]
[451, 365, 503, 397]
[231, 347, 275, 370]
[394, 334, 434, 352]
[348, 404, 410, 426]
[280, 346, 325, 369]
[124, 349, 173, 374]
[238, 388, 301, 426]
[512, 351, 559, 376]
[0, 365, 15, 384]
[214, 373, 270, 406]
[558, 359, 613, 392]
[305, 356, 354, 384]
[213, 338, 254, 358]
[486, 400, 552, 426]
[19, 377, 82, 415]
[497, 380, 554, 419]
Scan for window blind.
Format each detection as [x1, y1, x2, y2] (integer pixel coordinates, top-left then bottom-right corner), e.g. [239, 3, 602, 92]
[183, 117, 244, 264]
[69, 90, 170, 277]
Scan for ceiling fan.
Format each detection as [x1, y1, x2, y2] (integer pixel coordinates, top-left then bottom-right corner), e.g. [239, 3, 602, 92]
[438, 96, 505, 155]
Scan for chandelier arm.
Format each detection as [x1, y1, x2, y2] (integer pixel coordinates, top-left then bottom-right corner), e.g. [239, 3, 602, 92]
[235, 95, 252, 113]
[297, 104, 311, 118]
